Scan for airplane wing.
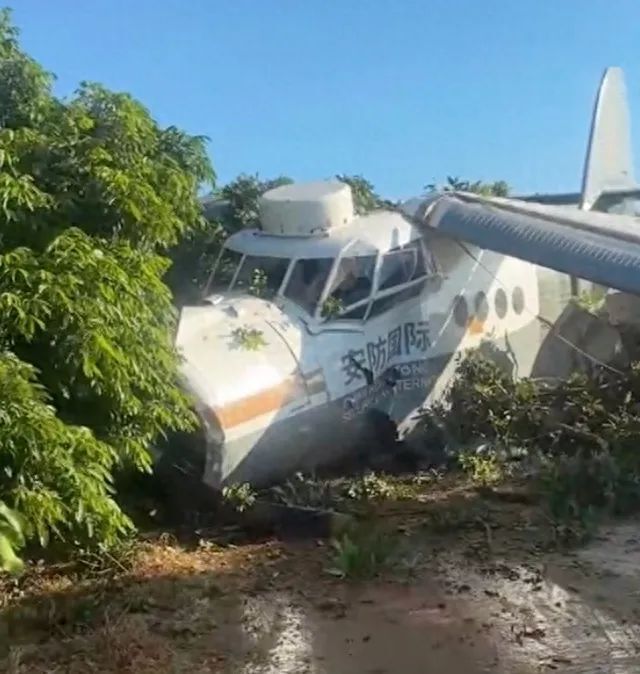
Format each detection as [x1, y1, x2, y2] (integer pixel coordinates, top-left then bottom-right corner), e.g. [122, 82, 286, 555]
[403, 192, 640, 296]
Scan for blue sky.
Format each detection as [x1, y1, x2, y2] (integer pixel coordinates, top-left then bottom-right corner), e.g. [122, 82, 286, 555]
[11, 1, 640, 199]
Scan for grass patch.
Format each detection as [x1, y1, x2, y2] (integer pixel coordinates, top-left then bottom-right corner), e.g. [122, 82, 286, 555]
[327, 522, 396, 580]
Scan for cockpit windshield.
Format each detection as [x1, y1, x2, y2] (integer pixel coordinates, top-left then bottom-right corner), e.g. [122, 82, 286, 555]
[325, 255, 376, 309]
[232, 255, 290, 298]
[206, 237, 435, 320]
[208, 247, 243, 292]
[284, 254, 377, 319]
[284, 258, 334, 314]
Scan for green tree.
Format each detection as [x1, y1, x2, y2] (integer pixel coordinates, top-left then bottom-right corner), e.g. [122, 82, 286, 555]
[164, 213, 227, 306]
[166, 173, 292, 305]
[425, 175, 510, 197]
[0, 8, 214, 565]
[218, 173, 293, 232]
[335, 174, 397, 213]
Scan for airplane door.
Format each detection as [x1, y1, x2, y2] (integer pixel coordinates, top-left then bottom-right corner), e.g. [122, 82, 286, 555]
[314, 324, 374, 424]
[263, 317, 314, 417]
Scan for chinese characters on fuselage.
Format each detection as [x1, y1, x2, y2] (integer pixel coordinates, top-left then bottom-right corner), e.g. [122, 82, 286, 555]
[341, 361, 432, 420]
[341, 321, 430, 386]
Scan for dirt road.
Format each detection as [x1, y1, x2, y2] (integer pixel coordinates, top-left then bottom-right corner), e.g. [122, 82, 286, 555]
[205, 524, 640, 673]
[4, 492, 640, 673]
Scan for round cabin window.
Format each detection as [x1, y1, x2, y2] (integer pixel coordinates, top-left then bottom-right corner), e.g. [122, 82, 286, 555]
[453, 294, 468, 327]
[495, 288, 508, 319]
[512, 286, 525, 315]
[474, 291, 489, 322]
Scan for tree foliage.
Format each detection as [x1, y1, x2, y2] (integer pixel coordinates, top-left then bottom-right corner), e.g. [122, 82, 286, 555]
[0, 8, 214, 566]
[166, 173, 293, 305]
[425, 175, 510, 197]
[335, 174, 397, 214]
[427, 351, 640, 539]
[218, 173, 293, 232]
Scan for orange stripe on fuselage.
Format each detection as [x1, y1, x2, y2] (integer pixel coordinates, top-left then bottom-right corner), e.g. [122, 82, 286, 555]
[213, 375, 307, 430]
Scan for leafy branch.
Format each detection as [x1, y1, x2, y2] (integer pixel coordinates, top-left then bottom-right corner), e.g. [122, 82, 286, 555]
[321, 295, 344, 319]
[231, 326, 267, 351]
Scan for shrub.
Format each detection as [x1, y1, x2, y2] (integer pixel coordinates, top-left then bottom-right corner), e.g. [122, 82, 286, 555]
[0, 8, 214, 564]
[424, 351, 640, 536]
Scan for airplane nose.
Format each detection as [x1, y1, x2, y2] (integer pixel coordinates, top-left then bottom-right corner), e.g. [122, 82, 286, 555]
[174, 299, 308, 489]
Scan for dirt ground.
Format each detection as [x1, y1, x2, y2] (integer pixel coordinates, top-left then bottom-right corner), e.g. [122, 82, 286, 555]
[3, 479, 640, 673]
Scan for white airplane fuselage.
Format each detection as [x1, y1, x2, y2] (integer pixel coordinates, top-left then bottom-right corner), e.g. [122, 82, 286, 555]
[175, 182, 551, 490]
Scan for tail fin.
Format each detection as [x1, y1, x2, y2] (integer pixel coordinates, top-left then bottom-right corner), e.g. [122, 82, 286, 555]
[580, 67, 636, 210]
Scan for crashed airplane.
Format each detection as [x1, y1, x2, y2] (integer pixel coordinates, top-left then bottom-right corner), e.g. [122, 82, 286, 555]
[169, 67, 640, 491]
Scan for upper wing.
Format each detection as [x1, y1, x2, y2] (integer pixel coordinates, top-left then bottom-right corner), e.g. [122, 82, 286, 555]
[402, 192, 640, 296]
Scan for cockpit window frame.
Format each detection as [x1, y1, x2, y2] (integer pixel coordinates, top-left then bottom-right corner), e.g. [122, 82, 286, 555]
[231, 253, 291, 298]
[312, 237, 378, 323]
[377, 247, 418, 291]
[364, 238, 434, 318]
[205, 235, 439, 326]
[204, 246, 244, 296]
[205, 244, 294, 298]
[282, 256, 335, 316]
[316, 236, 436, 324]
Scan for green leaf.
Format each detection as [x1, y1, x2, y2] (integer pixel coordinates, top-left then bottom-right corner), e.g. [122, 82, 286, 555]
[0, 533, 24, 575]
